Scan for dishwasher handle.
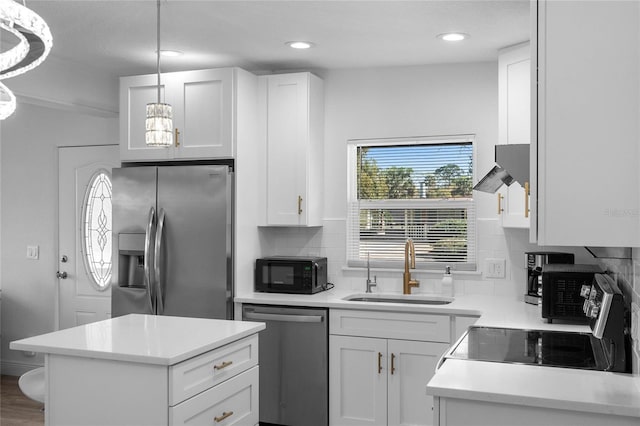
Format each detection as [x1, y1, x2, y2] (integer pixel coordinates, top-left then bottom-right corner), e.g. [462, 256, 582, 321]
[244, 311, 324, 323]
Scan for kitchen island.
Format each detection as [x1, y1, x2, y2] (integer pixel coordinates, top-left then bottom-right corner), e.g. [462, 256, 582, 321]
[10, 314, 265, 426]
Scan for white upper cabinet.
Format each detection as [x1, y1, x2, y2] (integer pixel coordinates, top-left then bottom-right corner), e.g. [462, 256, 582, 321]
[498, 42, 531, 228]
[120, 68, 242, 161]
[531, 0, 640, 246]
[263, 72, 324, 226]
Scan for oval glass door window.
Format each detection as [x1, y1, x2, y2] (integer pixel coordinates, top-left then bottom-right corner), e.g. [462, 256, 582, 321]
[82, 170, 113, 290]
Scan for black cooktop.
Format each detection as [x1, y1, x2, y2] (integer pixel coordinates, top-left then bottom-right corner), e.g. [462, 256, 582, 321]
[449, 327, 606, 370]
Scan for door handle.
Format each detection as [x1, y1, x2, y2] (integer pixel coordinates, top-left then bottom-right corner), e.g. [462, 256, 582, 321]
[56, 271, 68, 279]
[144, 207, 156, 313]
[243, 312, 324, 323]
[154, 208, 166, 315]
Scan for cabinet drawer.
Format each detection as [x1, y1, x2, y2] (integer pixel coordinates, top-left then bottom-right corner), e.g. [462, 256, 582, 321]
[170, 366, 259, 426]
[170, 334, 258, 405]
[330, 309, 450, 343]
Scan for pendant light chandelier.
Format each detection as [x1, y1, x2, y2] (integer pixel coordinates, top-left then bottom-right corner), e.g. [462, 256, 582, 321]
[0, 0, 53, 119]
[145, 0, 173, 147]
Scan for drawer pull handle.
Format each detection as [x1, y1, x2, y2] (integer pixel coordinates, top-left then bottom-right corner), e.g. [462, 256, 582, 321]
[214, 360, 233, 370]
[214, 411, 233, 422]
[377, 352, 382, 374]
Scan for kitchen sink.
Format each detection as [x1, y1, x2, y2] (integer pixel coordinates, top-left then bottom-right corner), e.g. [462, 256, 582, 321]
[343, 293, 453, 305]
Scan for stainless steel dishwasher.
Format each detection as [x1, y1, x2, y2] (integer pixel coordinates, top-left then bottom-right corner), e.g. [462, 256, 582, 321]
[242, 304, 328, 426]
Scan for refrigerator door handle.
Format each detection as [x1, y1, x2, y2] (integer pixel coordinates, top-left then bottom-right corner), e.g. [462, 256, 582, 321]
[144, 206, 156, 313]
[154, 208, 166, 315]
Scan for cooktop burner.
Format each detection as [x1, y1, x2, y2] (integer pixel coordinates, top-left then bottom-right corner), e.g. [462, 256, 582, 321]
[448, 327, 605, 370]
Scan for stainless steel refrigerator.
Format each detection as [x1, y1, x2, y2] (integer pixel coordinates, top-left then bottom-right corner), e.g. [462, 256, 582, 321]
[111, 164, 233, 319]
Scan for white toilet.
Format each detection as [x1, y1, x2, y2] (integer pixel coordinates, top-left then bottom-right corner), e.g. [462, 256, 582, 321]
[18, 367, 45, 404]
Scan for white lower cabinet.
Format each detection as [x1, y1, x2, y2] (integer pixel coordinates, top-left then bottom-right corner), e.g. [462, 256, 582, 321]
[329, 310, 451, 426]
[46, 334, 259, 426]
[170, 366, 259, 426]
[434, 397, 640, 426]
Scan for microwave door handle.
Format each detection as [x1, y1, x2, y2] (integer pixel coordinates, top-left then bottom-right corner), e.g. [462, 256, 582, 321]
[243, 312, 324, 323]
[144, 207, 156, 313]
[154, 208, 166, 315]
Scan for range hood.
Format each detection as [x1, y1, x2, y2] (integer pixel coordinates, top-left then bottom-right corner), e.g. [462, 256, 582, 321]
[473, 144, 529, 193]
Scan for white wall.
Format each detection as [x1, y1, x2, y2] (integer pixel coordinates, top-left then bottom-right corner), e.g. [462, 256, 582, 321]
[0, 65, 118, 374]
[248, 62, 598, 299]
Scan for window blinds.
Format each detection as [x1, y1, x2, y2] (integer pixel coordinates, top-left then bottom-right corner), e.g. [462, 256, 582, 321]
[347, 138, 476, 270]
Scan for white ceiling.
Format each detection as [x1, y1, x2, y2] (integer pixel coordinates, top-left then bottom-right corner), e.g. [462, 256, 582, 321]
[26, 0, 530, 77]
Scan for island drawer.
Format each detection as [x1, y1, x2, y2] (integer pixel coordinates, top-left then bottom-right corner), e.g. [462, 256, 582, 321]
[330, 309, 450, 343]
[170, 366, 258, 426]
[169, 334, 258, 405]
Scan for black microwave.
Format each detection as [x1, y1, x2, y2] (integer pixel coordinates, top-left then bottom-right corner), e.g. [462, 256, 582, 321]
[255, 256, 328, 294]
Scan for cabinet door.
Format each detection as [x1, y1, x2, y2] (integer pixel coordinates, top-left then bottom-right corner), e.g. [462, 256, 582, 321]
[533, 0, 640, 246]
[387, 339, 450, 426]
[266, 73, 310, 225]
[170, 68, 234, 159]
[330, 335, 387, 426]
[119, 74, 173, 162]
[498, 42, 530, 228]
[265, 72, 324, 226]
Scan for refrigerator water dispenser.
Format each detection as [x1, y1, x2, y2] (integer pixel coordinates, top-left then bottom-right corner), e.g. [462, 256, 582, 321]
[117, 233, 146, 287]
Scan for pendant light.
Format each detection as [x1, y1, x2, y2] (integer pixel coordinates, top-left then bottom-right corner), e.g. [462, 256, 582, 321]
[145, 0, 173, 147]
[0, 0, 53, 119]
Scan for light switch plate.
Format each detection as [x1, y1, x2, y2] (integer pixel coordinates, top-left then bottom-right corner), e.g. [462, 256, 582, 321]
[26, 245, 39, 260]
[485, 258, 506, 279]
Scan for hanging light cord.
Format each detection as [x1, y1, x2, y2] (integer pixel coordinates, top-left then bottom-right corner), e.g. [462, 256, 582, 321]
[156, 0, 161, 104]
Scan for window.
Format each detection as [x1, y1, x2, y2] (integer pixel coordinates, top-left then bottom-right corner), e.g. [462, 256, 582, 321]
[347, 135, 476, 270]
[82, 170, 113, 290]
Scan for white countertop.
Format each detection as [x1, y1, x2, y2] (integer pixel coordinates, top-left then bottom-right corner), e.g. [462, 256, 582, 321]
[10, 314, 265, 366]
[235, 288, 640, 418]
[428, 358, 640, 418]
[236, 288, 589, 332]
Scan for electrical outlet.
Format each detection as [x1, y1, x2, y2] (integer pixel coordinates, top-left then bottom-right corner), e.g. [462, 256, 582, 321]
[485, 258, 506, 279]
[26, 245, 39, 260]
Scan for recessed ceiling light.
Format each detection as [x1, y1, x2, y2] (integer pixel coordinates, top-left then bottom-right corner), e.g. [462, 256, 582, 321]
[437, 33, 469, 42]
[285, 41, 315, 50]
[159, 49, 183, 57]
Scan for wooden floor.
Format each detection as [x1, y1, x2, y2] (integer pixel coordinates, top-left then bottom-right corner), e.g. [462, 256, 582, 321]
[0, 375, 44, 426]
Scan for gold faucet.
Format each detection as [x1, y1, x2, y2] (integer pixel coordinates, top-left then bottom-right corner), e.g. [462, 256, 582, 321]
[403, 238, 420, 294]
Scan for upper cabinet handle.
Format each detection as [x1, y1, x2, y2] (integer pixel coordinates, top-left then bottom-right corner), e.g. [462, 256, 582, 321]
[174, 128, 180, 147]
[497, 193, 504, 215]
[298, 195, 303, 215]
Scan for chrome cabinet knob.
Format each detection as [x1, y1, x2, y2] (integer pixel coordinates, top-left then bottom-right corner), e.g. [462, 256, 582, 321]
[56, 271, 68, 279]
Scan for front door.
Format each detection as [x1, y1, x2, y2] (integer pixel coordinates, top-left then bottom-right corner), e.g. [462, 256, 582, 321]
[57, 145, 119, 329]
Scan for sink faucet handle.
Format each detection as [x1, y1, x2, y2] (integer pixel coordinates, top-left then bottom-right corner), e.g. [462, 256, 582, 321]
[366, 275, 377, 293]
